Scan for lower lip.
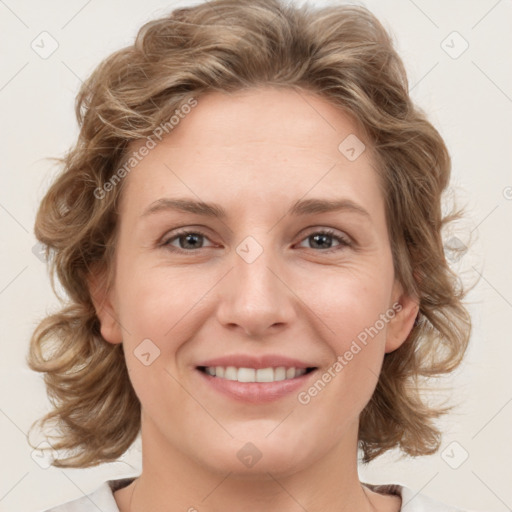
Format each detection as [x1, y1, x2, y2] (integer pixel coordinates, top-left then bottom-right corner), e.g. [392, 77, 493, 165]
[196, 368, 317, 404]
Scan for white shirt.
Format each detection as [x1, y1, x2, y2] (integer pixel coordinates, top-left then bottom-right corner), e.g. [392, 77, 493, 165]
[40, 478, 475, 511]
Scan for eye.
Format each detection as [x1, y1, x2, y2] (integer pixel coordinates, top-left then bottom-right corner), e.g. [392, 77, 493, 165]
[296, 229, 351, 252]
[161, 229, 215, 252]
[160, 227, 351, 254]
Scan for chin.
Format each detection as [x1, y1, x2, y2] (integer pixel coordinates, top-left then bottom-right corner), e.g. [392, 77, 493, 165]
[193, 435, 318, 479]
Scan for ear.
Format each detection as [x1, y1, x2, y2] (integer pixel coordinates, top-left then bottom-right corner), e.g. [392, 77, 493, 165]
[88, 269, 123, 345]
[385, 280, 419, 353]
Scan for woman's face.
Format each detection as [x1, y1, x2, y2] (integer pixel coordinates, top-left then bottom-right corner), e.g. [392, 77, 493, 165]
[94, 87, 417, 477]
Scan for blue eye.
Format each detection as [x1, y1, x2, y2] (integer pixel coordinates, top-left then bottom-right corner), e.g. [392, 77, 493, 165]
[162, 230, 214, 252]
[160, 228, 351, 254]
[297, 229, 351, 252]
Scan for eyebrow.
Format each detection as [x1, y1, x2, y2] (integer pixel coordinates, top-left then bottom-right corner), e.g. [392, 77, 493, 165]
[141, 197, 370, 219]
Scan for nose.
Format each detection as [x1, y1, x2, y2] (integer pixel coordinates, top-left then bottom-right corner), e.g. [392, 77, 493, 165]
[215, 240, 296, 338]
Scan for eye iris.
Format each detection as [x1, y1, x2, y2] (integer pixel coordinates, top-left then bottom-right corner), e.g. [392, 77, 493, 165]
[310, 233, 333, 249]
[180, 233, 202, 249]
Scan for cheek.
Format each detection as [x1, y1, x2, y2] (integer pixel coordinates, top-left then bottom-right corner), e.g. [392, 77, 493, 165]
[116, 257, 208, 339]
[314, 270, 394, 347]
[114, 262, 221, 409]
[307, 269, 393, 405]
[299, 300, 389, 434]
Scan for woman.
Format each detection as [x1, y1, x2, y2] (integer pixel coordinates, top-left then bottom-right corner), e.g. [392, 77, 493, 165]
[28, 0, 475, 510]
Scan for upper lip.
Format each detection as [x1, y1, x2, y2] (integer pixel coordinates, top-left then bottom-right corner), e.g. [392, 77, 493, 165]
[196, 354, 317, 370]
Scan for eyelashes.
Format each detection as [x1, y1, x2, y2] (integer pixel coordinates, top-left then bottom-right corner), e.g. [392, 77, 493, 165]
[295, 228, 351, 252]
[160, 227, 352, 254]
[161, 229, 216, 252]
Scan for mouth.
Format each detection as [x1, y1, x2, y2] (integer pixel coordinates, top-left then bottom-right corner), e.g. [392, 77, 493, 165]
[194, 354, 319, 403]
[195, 363, 319, 404]
[196, 365, 317, 383]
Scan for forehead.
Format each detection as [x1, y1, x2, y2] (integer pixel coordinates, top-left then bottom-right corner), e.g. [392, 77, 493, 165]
[119, 87, 383, 221]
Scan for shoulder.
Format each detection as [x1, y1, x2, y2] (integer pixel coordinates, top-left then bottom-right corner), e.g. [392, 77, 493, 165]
[363, 482, 480, 512]
[38, 477, 136, 512]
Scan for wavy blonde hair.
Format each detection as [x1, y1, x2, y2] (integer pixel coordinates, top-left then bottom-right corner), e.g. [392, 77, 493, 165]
[27, 0, 471, 468]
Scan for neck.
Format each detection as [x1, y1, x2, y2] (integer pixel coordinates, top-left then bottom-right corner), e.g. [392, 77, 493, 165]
[120, 417, 388, 512]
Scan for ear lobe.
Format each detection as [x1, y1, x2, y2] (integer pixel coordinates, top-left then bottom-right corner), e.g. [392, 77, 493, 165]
[385, 283, 420, 354]
[88, 270, 123, 345]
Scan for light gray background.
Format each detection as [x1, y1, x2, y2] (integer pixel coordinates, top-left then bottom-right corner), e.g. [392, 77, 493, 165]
[0, 0, 511, 510]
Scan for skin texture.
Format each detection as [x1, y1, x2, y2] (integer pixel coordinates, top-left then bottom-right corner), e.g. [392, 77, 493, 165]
[91, 87, 418, 512]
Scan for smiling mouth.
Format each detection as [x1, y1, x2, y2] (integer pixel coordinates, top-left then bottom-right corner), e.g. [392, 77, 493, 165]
[197, 366, 317, 383]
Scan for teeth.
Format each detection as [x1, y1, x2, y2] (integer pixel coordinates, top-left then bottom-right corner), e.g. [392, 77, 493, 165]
[274, 367, 287, 381]
[238, 367, 256, 382]
[256, 368, 274, 382]
[202, 366, 309, 383]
